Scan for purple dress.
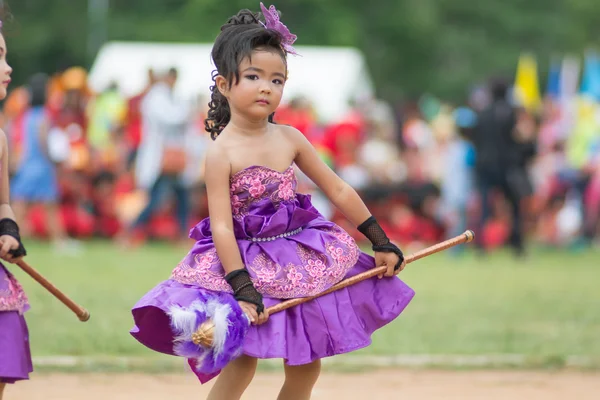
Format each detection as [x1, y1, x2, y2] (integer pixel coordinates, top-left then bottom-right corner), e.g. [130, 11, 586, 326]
[131, 164, 415, 383]
[0, 263, 33, 384]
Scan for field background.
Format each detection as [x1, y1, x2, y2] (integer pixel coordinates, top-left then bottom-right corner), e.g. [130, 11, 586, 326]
[11, 241, 599, 363]
[5, 240, 600, 399]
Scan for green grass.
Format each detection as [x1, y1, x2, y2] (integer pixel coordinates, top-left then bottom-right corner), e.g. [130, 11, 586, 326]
[363, 248, 600, 360]
[8, 240, 600, 368]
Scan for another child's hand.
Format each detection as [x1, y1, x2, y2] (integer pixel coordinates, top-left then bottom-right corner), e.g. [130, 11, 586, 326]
[0, 235, 22, 264]
[238, 300, 269, 325]
[374, 251, 406, 279]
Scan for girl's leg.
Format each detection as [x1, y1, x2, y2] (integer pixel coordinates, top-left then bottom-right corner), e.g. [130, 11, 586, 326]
[207, 355, 257, 400]
[0, 382, 5, 400]
[277, 359, 321, 400]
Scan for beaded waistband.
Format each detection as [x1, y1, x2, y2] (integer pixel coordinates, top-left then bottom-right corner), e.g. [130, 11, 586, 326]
[244, 227, 303, 242]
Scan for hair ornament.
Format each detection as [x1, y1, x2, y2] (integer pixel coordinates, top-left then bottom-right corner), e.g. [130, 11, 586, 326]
[259, 3, 298, 55]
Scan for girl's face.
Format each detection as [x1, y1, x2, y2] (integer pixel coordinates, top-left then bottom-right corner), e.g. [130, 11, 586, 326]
[0, 34, 12, 100]
[218, 49, 286, 121]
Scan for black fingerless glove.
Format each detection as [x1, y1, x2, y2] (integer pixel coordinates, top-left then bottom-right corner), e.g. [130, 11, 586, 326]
[357, 216, 404, 270]
[224, 268, 264, 314]
[0, 218, 27, 258]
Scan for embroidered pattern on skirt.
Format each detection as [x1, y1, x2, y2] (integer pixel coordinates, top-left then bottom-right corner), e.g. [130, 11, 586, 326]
[170, 226, 360, 298]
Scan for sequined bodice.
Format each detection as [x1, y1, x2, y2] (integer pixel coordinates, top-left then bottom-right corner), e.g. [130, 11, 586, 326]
[229, 165, 296, 218]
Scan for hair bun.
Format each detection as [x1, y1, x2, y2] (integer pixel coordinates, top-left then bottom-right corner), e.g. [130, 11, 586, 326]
[221, 9, 260, 31]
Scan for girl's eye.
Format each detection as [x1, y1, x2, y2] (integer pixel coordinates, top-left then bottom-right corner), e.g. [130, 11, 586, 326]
[273, 79, 283, 85]
[245, 75, 259, 80]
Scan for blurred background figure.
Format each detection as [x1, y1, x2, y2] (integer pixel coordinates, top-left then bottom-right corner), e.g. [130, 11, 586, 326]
[468, 78, 535, 258]
[121, 67, 191, 246]
[10, 73, 72, 252]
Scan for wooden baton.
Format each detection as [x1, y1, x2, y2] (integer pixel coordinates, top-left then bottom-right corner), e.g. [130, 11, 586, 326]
[267, 230, 475, 314]
[191, 230, 476, 347]
[16, 260, 90, 322]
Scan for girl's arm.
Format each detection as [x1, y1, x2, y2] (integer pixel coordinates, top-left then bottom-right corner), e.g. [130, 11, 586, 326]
[287, 127, 371, 226]
[287, 126, 405, 275]
[0, 130, 26, 261]
[203, 143, 266, 320]
[0, 130, 16, 220]
[203, 144, 244, 275]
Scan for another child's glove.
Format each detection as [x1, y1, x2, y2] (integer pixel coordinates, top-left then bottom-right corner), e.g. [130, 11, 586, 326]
[357, 216, 404, 271]
[224, 268, 265, 314]
[0, 218, 27, 258]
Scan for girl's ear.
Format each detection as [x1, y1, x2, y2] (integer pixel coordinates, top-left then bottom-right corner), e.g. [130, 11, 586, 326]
[215, 75, 229, 98]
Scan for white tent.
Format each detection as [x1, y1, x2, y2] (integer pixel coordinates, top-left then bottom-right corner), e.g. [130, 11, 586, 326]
[88, 41, 374, 123]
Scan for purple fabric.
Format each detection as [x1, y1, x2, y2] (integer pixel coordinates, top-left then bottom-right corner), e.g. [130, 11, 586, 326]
[131, 285, 249, 380]
[0, 312, 32, 383]
[130, 165, 415, 384]
[0, 266, 33, 384]
[0, 264, 32, 383]
[169, 291, 249, 375]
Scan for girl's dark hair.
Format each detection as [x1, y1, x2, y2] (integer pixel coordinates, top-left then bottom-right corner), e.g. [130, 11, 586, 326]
[205, 8, 287, 139]
[0, 2, 14, 35]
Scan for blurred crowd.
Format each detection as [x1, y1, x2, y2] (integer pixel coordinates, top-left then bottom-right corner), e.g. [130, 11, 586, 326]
[2, 64, 600, 255]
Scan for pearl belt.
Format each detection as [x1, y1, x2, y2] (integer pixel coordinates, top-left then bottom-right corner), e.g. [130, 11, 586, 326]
[245, 227, 303, 242]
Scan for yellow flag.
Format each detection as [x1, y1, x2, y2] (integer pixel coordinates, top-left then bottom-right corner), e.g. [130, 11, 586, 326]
[514, 53, 542, 112]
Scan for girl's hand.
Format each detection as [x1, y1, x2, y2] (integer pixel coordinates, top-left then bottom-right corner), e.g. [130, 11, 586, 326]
[238, 301, 269, 325]
[374, 251, 406, 279]
[0, 235, 22, 264]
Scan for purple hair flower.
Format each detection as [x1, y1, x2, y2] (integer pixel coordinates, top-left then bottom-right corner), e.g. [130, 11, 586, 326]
[259, 3, 298, 55]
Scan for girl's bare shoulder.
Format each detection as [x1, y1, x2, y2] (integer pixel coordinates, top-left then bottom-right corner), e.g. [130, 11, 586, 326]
[204, 134, 233, 175]
[0, 129, 7, 154]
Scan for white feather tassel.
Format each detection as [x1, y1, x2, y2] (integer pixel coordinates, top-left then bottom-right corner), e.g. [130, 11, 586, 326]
[207, 299, 232, 358]
[168, 301, 207, 343]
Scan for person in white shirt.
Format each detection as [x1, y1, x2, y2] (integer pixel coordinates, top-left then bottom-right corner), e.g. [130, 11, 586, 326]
[126, 67, 192, 244]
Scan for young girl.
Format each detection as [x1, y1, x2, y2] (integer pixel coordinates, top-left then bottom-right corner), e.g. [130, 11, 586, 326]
[131, 4, 415, 399]
[0, 18, 32, 399]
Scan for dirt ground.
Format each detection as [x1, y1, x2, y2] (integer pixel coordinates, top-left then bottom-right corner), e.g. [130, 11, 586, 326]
[7, 369, 600, 399]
